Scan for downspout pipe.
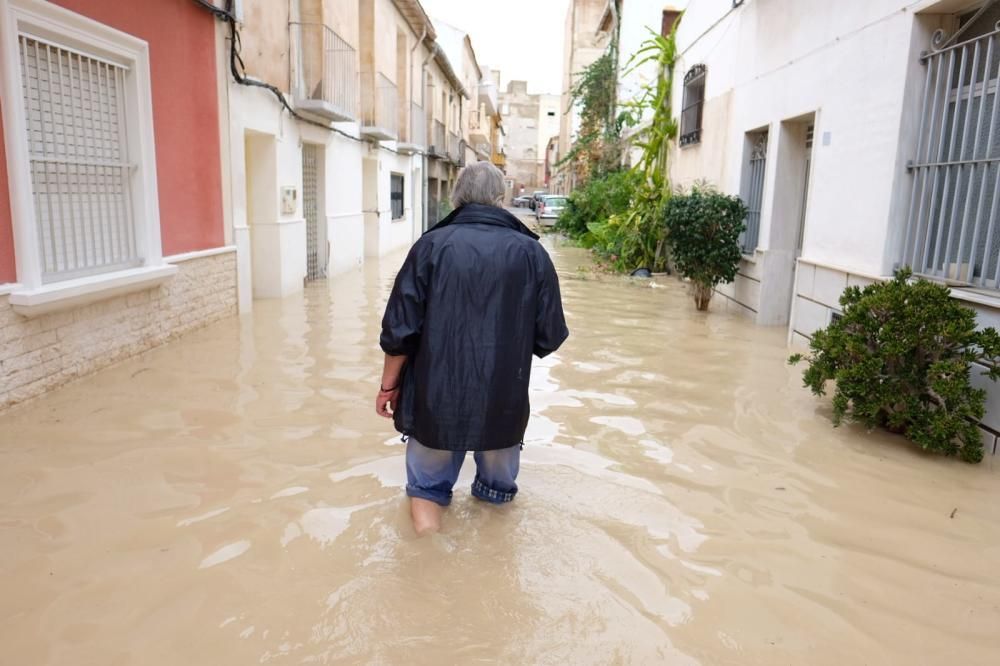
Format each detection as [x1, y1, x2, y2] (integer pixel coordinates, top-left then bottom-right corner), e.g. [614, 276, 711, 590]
[410, 28, 427, 241]
[421, 43, 440, 233]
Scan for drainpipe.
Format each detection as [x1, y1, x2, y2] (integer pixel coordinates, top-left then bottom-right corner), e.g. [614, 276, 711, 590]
[421, 43, 440, 233]
[410, 29, 427, 240]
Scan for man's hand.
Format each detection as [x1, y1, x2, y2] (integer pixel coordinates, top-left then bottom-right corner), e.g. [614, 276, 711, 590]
[376, 387, 400, 418]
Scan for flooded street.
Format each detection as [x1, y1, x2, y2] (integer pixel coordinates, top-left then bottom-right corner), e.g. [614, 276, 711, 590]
[2, 218, 999, 665]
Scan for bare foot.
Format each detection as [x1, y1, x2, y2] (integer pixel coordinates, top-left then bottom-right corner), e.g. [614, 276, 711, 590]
[410, 497, 443, 536]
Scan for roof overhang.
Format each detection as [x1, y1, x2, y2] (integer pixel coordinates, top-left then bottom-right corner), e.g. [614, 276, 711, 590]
[392, 0, 437, 41]
[433, 45, 469, 99]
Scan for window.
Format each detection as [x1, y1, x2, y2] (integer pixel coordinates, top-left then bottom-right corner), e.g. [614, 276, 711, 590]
[390, 173, 404, 220]
[901, 4, 1000, 289]
[680, 64, 706, 147]
[20, 34, 139, 281]
[740, 130, 768, 254]
[1, 0, 167, 304]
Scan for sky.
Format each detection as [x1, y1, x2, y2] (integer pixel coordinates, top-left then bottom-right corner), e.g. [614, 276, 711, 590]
[420, 0, 570, 96]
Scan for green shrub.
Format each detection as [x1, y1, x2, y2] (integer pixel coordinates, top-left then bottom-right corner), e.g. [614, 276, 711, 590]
[789, 269, 1000, 463]
[663, 186, 747, 310]
[556, 169, 640, 240]
[584, 189, 669, 272]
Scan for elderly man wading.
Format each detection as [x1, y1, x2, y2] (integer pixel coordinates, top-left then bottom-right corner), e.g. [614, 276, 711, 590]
[376, 162, 569, 535]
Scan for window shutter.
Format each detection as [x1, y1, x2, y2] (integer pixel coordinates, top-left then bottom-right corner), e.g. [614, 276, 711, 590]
[18, 34, 138, 283]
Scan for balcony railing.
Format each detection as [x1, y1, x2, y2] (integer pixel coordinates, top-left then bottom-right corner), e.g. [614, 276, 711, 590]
[448, 131, 462, 164]
[361, 73, 398, 140]
[431, 120, 446, 157]
[410, 103, 426, 147]
[290, 22, 358, 122]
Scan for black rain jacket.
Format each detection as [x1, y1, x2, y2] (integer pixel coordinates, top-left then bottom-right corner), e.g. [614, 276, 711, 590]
[380, 203, 569, 451]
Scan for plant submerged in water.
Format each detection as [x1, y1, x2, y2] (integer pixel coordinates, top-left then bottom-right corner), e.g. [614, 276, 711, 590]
[790, 269, 1000, 463]
[662, 185, 747, 310]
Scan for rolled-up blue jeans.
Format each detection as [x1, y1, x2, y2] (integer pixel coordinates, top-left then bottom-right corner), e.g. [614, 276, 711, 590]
[405, 437, 521, 507]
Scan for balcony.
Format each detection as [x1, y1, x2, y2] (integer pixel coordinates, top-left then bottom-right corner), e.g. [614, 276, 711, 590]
[398, 103, 425, 155]
[448, 131, 462, 165]
[492, 148, 506, 169]
[290, 23, 358, 123]
[468, 110, 489, 145]
[479, 67, 498, 116]
[429, 120, 446, 158]
[361, 73, 398, 141]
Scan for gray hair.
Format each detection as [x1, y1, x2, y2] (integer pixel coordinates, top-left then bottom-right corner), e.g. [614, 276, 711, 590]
[451, 161, 505, 207]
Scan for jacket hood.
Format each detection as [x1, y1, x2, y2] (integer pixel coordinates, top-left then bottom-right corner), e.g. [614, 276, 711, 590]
[427, 203, 539, 240]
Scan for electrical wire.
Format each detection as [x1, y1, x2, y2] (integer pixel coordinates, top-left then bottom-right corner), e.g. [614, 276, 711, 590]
[191, 0, 414, 157]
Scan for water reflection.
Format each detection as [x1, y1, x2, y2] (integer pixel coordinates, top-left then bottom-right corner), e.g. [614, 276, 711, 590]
[0, 229, 999, 664]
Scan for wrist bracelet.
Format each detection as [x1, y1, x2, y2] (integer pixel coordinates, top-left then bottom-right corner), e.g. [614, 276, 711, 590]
[379, 383, 398, 393]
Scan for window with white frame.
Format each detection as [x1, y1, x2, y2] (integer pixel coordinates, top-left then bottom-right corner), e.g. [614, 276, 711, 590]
[1, 0, 162, 291]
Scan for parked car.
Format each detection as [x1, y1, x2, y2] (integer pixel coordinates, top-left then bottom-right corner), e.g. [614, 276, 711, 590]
[512, 195, 532, 207]
[535, 195, 567, 225]
[529, 190, 548, 210]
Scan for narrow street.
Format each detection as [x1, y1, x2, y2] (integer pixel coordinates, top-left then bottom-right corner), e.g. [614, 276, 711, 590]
[1, 211, 998, 664]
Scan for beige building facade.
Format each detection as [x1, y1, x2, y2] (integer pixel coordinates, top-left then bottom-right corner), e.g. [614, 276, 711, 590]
[499, 81, 560, 194]
[553, 0, 611, 194]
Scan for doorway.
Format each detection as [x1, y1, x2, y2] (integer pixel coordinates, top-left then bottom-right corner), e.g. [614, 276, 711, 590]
[767, 114, 815, 325]
[245, 130, 277, 299]
[363, 156, 380, 257]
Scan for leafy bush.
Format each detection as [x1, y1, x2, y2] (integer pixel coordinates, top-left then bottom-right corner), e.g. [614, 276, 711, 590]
[584, 188, 669, 272]
[557, 169, 640, 239]
[789, 269, 1000, 463]
[663, 186, 747, 310]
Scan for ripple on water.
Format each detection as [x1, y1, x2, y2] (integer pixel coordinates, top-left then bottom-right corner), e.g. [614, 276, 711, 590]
[199, 540, 251, 569]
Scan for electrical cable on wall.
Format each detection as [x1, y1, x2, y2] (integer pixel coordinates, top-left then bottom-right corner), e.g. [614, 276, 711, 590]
[192, 0, 410, 157]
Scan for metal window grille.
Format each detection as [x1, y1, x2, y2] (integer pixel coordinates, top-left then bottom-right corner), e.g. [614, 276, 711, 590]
[680, 64, 706, 147]
[19, 34, 139, 283]
[740, 131, 768, 254]
[292, 23, 358, 120]
[302, 144, 322, 280]
[902, 6, 1000, 288]
[390, 173, 404, 219]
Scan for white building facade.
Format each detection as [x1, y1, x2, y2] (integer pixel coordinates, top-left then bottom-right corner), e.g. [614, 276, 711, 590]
[671, 0, 1000, 454]
[222, 0, 451, 310]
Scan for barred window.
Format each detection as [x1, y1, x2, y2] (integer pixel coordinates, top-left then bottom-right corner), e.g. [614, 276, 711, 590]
[902, 4, 1000, 289]
[19, 34, 139, 282]
[740, 130, 769, 254]
[680, 64, 706, 147]
[391, 173, 404, 220]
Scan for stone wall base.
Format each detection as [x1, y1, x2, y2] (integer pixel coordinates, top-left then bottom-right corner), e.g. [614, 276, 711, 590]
[0, 251, 237, 410]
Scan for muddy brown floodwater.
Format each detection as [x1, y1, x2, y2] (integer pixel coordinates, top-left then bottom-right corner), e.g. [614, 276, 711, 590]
[2, 220, 1000, 665]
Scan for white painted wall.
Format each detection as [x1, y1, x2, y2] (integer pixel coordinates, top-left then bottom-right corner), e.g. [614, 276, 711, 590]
[675, 0, 1000, 450]
[227, 84, 370, 299]
[617, 1, 688, 125]
[671, 0, 932, 278]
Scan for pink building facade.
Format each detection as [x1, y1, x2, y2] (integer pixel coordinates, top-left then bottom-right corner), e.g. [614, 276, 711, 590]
[0, 0, 236, 409]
